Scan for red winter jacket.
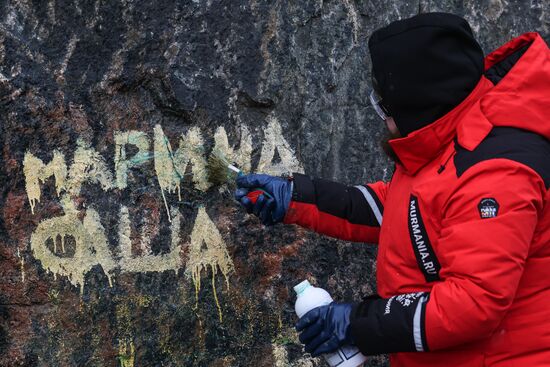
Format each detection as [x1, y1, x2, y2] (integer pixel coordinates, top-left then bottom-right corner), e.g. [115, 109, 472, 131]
[284, 32, 550, 366]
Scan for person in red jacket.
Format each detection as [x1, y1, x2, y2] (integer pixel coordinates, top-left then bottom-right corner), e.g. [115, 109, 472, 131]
[234, 12, 550, 366]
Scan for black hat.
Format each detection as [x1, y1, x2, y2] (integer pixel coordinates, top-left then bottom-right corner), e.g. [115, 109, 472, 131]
[369, 13, 484, 136]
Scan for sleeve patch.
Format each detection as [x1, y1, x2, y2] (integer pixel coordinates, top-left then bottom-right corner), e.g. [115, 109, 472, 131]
[478, 197, 499, 219]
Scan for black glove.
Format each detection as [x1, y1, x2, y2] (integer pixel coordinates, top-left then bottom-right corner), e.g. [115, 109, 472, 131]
[295, 302, 355, 357]
[234, 173, 293, 225]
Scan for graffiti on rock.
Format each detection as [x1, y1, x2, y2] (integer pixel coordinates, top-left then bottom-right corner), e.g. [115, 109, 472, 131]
[117, 205, 184, 274]
[186, 206, 235, 322]
[23, 149, 67, 215]
[22, 119, 303, 312]
[152, 124, 211, 222]
[30, 196, 116, 293]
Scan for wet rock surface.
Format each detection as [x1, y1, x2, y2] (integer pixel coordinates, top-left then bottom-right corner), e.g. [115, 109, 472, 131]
[0, 1, 548, 366]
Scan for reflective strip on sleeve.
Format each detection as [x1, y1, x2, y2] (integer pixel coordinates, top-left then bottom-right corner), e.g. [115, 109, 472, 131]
[354, 185, 383, 226]
[413, 294, 427, 352]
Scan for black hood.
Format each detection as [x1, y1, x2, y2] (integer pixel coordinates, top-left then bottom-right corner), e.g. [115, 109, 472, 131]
[369, 12, 484, 136]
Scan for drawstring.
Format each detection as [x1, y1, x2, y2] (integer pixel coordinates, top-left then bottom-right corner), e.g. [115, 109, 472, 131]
[437, 149, 456, 174]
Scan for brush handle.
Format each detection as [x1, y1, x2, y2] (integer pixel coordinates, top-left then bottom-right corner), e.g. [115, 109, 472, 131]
[246, 189, 273, 204]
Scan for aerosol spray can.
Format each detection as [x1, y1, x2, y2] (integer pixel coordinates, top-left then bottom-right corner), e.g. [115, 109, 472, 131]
[294, 280, 367, 367]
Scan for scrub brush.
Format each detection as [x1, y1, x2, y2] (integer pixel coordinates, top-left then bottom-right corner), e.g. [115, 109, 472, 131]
[207, 148, 272, 204]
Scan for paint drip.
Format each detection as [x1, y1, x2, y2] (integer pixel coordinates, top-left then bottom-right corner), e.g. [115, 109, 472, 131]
[185, 207, 234, 322]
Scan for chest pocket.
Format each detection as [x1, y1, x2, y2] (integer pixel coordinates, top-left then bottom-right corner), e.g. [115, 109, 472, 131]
[408, 194, 441, 282]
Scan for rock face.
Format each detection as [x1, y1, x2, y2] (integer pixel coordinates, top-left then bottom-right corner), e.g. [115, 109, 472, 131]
[0, 0, 547, 366]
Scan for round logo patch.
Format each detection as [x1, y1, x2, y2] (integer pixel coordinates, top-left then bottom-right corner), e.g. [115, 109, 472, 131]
[478, 198, 499, 219]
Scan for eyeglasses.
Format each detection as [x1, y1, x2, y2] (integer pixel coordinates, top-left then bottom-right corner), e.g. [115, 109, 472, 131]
[369, 89, 390, 121]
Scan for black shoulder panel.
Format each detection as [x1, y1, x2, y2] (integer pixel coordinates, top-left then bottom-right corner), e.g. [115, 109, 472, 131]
[485, 44, 530, 85]
[454, 127, 550, 189]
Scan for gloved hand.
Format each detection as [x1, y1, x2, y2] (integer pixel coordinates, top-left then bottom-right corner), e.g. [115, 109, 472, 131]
[296, 302, 355, 357]
[234, 174, 293, 226]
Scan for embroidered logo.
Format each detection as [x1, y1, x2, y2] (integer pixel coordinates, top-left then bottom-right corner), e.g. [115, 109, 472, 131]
[478, 198, 499, 219]
[384, 292, 425, 315]
[395, 292, 424, 307]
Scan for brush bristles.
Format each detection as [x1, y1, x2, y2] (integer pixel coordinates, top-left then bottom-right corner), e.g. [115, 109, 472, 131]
[207, 149, 235, 187]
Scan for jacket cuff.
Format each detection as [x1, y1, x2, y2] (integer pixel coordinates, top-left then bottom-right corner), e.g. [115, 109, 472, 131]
[291, 173, 316, 203]
[349, 292, 429, 355]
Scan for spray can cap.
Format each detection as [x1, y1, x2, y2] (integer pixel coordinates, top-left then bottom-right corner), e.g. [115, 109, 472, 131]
[294, 280, 312, 295]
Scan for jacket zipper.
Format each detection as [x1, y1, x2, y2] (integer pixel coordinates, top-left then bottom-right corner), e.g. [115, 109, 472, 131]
[437, 149, 457, 174]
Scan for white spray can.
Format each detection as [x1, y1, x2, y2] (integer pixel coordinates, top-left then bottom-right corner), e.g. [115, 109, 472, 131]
[294, 280, 367, 367]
